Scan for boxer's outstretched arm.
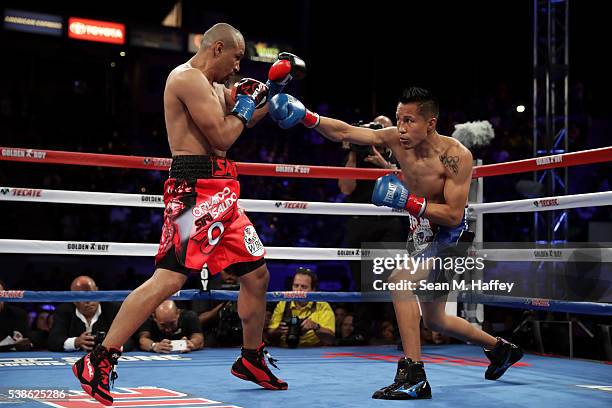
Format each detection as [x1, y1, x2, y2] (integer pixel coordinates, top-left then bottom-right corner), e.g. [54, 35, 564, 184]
[316, 116, 388, 146]
[173, 69, 245, 151]
[424, 146, 473, 227]
[268, 93, 390, 146]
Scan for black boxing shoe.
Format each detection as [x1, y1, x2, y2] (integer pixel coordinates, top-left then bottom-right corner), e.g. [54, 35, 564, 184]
[484, 337, 524, 380]
[231, 343, 288, 390]
[372, 357, 432, 400]
[72, 344, 121, 406]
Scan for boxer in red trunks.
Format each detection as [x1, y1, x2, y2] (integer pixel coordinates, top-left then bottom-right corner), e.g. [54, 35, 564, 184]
[72, 23, 305, 405]
[155, 161, 264, 277]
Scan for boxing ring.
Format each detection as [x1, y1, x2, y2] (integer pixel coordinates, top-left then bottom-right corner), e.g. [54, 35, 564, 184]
[1, 146, 612, 407]
[0, 345, 610, 408]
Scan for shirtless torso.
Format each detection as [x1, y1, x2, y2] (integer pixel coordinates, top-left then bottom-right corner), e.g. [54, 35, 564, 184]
[164, 63, 234, 157]
[384, 133, 471, 207]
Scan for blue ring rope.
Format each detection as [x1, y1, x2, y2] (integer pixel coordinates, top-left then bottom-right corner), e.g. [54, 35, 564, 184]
[1, 290, 610, 315]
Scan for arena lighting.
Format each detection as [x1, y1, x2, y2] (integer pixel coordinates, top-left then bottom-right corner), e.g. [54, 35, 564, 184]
[3, 8, 63, 36]
[188, 33, 203, 53]
[68, 17, 125, 45]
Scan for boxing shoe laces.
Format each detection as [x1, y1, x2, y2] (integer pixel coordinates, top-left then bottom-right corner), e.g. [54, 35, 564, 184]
[372, 357, 432, 400]
[484, 337, 524, 380]
[72, 344, 121, 406]
[231, 342, 288, 390]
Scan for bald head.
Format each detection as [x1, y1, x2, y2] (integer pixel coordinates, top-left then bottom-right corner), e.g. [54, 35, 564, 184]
[373, 115, 393, 128]
[71, 276, 99, 318]
[154, 300, 179, 321]
[153, 300, 180, 334]
[200, 23, 243, 51]
[70, 276, 97, 291]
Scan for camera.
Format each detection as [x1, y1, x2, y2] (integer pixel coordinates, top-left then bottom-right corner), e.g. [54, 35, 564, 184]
[285, 316, 302, 348]
[349, 121, 387, 157]
[93, 331, 106, 347]
[216, 301, 242, 346]
[220, 282, 240, 290]
[351, 120, 384, 131]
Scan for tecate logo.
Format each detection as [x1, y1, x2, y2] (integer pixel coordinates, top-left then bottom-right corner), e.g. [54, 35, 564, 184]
[534, 198, 559, 207]
[11, 188, 42, 197]
[278, 202, 308, 209]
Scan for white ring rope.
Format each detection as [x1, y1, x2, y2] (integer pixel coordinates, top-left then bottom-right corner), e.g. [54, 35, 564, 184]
[0, 187, 401, 216]
[1, 239, 612, 262]
[468, 190, 612, 215]
[1, 187, 611, 215]
[0, 240, 362, 260]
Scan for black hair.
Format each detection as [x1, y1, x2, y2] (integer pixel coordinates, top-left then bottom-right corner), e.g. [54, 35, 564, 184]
[399, 87, 439, 119]
[294, 267, 318, 290]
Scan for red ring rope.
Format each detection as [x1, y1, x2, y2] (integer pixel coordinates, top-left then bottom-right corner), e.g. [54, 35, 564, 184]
[1, 146, 610, 180]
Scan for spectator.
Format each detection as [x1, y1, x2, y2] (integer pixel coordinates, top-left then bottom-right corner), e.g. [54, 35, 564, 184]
[420, 324, 451, 345]
[193, 270, 242, 347]
[30, 306, 55, 350]
[431, 330, 451, 345]
[334, 305, 348, 334]
[420, 322, 433, 344]
[138, 300, 203, 353]
[48, 276, 132, 352]
[336, 314, 366, 346]
[268, 267, 335, 347]
[369, 320, 397, 346]
[0, 280, 33, 351]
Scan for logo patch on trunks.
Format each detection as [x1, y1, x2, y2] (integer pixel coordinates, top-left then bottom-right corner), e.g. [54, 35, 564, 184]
[412, 223, 434, 253]
[243, 225, 264, 257]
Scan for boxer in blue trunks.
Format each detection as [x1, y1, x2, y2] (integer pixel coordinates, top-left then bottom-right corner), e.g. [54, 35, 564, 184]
[268, 86, 524, 399]
[403, 208, 470, 301]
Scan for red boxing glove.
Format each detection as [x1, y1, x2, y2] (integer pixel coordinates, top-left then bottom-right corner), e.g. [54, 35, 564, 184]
[267, 52, 306, 97]
[268, 52, 306, 85]
[231, 78, 268, 109]
[405, 195, 427, 218]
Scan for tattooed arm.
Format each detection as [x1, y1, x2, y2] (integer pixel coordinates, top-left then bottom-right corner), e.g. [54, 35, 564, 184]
[422, 145, 473, 227]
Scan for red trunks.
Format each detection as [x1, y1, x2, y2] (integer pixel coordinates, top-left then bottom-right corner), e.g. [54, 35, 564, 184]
[154, 156, 266, 276]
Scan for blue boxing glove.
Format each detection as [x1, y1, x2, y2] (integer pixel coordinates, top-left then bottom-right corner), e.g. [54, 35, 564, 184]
[372, 173, 427, 217]
[230, 78, 268, 125]
[268, 93, 320, 129]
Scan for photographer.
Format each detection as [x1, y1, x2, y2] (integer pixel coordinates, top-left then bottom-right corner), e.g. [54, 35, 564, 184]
[267, 268, 335, 347]
[338, 116, 405, 289]
[48, 276, 133, 351]
[192, 269, 243, 347]
[138, 300, 203, 353]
